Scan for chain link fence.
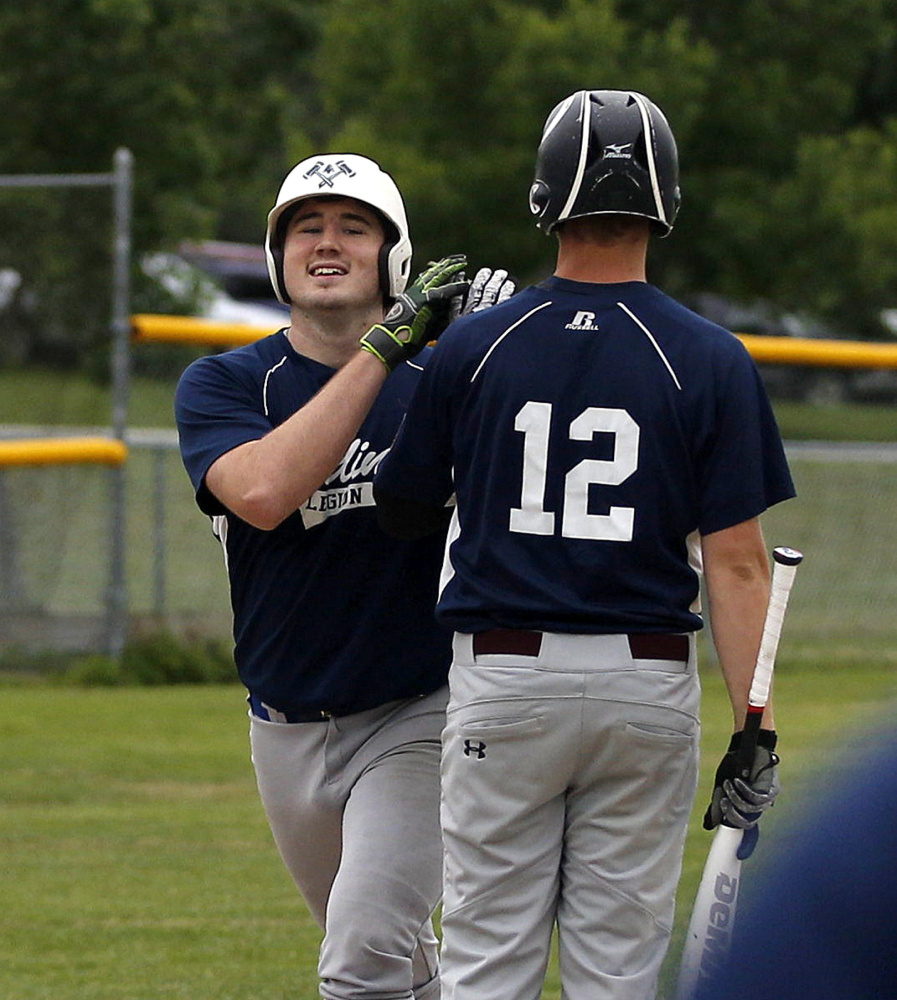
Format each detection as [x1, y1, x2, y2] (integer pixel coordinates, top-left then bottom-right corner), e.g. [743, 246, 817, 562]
[0, 427, 231, 655]
[2, 429, 897, 662]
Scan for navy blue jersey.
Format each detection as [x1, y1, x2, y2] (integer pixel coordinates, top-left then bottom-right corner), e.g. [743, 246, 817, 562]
[375, 277, 795, 634]
[175, 330, 452, 713]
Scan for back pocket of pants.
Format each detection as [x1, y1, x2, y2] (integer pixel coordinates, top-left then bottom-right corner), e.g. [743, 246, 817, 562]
[459, 716, 543, 740]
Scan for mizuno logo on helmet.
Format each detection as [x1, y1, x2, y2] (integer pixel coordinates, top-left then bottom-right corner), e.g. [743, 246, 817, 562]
[301, 159, 357, 188]
[604, 142, 633, 159]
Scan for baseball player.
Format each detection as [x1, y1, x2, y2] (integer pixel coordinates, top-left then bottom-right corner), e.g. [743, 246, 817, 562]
[373, 91, 796, 1000]
[175, 153, 512, 1000]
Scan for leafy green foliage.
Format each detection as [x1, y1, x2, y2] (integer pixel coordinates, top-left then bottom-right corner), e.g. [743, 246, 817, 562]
[314, 0, 715, 284]
[0, 631, 235, 686]
[0, 0, 323, 366]
[4, 0, 897, 362]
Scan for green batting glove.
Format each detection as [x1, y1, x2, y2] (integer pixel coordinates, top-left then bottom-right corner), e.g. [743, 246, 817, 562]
[360, 254, 469, 371]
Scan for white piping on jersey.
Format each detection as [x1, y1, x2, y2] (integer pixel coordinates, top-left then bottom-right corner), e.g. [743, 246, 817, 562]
[211, 513, 229, 573]
[616, 302, 683, 391]
[469, 301, 553, 383]
[558, 91, 590, 225]
[438, 505, 461, 601]
[631, 92, 666, 228]
[687, 529, 703, 615]
[262, 355, 289, 417]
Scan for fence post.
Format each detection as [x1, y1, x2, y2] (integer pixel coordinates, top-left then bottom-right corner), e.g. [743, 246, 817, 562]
[107, 147, 133, 658]
[153, 445, 167, 617]
[0, 471, 27, 609]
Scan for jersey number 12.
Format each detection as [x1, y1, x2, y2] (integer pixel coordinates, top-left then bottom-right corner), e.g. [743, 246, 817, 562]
[509, 401, 639, 541]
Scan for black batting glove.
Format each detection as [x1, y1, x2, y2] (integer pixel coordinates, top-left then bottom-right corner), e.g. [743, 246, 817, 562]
[360, 254, 468, 372]
[703, 729, 780, 831]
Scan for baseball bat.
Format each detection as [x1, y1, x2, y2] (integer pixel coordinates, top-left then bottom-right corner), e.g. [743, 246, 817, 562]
[674, 545, 803, 1000]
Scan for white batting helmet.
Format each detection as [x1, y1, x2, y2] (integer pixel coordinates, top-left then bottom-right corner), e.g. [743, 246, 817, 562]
[265, 153, 413, 304]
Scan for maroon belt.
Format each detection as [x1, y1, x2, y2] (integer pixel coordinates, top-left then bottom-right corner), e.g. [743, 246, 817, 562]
[471, 628, 689, 662]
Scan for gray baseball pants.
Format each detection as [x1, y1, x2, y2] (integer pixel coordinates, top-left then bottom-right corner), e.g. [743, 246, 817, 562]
[439, 631, 701, 1000]
[250, 686, 448, 1000]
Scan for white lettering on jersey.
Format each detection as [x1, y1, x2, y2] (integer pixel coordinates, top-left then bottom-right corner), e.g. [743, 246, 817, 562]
[301, 436, 390, 528]
[301, 481, 375, 528]
[325, 437, 390, 485]
[510, 401, 639, 541]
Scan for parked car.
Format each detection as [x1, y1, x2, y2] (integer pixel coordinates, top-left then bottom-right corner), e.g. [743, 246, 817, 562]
[141, 240, 288, 328]
[687, 292, 897, 405]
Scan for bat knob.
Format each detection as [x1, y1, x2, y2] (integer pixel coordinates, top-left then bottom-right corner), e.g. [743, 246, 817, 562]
[737, 825, 760, 860]
[773, 546, 803, 566]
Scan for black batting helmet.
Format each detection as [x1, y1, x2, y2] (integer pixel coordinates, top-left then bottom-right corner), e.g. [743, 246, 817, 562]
[529, 90, 680, 236]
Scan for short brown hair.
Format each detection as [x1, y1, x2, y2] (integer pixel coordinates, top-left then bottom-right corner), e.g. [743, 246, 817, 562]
[556, 214, 650, 244]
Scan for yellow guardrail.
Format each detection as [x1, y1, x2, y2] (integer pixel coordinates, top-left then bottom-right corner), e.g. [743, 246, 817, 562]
[130, 314, 897, 369]
[132, 313, 272, 347]
[0, 437, 128, 468]
[738, 334, 897, 369]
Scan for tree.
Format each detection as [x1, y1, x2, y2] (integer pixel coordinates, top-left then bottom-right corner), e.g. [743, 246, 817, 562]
[5, 0, 897, 364]
[312, 0, 714, 286]
[0, 0, 322, 367]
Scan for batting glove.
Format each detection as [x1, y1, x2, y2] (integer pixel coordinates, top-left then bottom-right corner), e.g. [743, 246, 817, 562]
[449, 266, 517, 320]
[360, 254, 469, 372]
[703, 729, 780, 831]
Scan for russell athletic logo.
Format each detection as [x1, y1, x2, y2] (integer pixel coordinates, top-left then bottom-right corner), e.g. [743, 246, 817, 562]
[302, 159, 356, 188]
[565, 310, 601, 332]
[463, 740, 487, 759]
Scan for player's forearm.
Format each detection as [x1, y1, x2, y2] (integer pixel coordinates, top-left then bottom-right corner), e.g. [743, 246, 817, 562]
[701, 519, 774, 729]
[207, 348, 389, 529]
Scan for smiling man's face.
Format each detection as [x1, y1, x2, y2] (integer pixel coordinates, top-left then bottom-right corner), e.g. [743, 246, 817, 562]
[282, 196, 386, 312]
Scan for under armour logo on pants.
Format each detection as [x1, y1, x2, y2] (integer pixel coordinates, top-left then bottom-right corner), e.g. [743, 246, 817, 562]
[463, 740, 487, 759]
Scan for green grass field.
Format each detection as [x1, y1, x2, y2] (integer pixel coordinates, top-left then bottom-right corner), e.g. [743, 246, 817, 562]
[1, 367, 896, 439]
[2, 660, 896, 1000]
[1, 368, 896, 996]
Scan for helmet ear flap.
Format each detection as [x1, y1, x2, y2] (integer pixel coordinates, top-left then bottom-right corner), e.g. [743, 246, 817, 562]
[271, 245, 288, 304]
[268, 204, 299, 305]
[379, 246, 412, 306]
[377, 217, 403, 306]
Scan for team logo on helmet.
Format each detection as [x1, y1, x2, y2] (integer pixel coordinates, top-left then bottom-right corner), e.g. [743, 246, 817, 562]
[301, 159, 357, 188]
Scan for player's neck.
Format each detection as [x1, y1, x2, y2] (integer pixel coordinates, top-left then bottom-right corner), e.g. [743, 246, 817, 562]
[554, 224, 649, 284]
[555, 261, 647, 284]
[287, 304, 384, 369]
